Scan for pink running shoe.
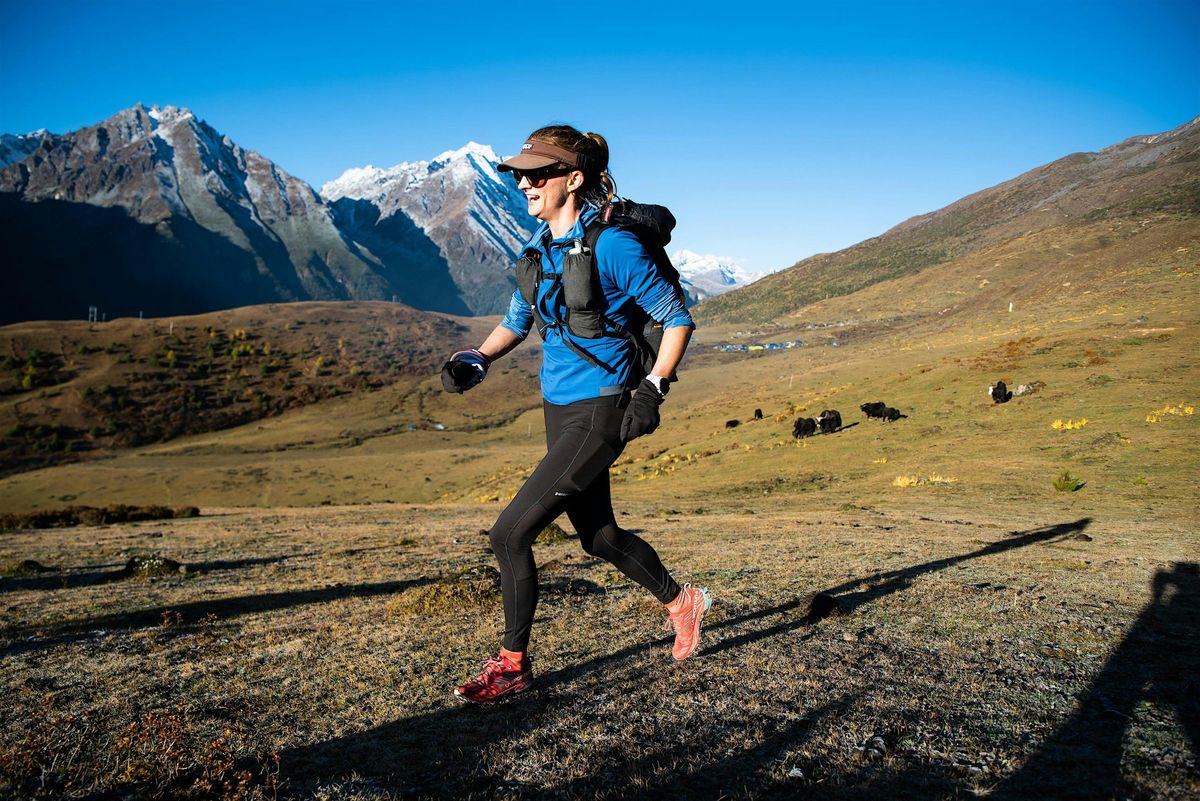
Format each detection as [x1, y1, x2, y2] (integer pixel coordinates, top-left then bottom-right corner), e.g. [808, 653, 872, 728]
[665, 584, 712, 660]
[453, 653, 533, 704]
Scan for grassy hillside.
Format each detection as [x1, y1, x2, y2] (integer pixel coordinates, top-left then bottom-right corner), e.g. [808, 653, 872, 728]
[2, 210, 1192, 530]
[698, 116, 1199, 325]
[0, 301, 543, 478]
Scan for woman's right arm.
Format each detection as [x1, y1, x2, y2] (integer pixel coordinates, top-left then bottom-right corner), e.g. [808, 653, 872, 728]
[478, 324, 525, 362]
[479, 290, 533, 361]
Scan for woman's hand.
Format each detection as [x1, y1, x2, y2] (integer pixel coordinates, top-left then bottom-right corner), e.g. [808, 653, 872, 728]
[620, 378, 665, 441]
[441, 349, 490, 393]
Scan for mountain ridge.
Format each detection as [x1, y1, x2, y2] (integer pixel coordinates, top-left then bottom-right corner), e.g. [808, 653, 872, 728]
[0, 106, 534, 323]
[697, 114, 1200, 325]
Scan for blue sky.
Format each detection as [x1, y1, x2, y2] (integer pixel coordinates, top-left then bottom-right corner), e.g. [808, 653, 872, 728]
[2, 0, 1197, 273]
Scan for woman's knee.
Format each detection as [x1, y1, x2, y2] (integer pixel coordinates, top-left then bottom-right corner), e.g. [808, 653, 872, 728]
[581, 524, 628, 561]
[489, 506, 542, 558]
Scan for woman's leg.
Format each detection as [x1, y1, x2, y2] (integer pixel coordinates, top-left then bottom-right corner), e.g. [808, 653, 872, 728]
[567, 471, 681, 604]
[488, 398, 628, 653]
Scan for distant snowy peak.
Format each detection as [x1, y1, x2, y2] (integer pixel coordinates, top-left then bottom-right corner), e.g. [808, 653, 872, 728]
[320, 141, 505, 203]
[670, 249, 763, 302]
[0, 130, 51, 169]
[431, 141, 498, 165]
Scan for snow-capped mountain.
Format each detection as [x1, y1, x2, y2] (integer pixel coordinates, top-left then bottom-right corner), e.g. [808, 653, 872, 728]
[0, 104, 465, 323]
[670, 249, 763, 303]
[0, 130, 52, 170]
[321, 142, 535, 315]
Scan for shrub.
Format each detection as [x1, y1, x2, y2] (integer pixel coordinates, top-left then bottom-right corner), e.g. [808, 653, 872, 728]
[388, 565, 500, 615]
[538, 522, 571, 543]
[1053, 470, 1084, 492]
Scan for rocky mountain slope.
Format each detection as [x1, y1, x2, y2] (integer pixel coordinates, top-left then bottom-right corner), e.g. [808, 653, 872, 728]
[0, 107, 534, 324]
[698, 116, 1200, 325]
[0, 105, 413, 323]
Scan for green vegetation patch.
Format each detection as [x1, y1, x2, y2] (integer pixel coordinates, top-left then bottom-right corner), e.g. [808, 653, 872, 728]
[1053, 470, 1085, 493]
[119, 555, 186, 579]
[0, 349, 74, 394]
[1085, 180, 1200, 219]
[538, 521, 571, 544]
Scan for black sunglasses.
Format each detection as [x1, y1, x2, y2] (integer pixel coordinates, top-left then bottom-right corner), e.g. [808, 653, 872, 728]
[509, 165, 573, 188]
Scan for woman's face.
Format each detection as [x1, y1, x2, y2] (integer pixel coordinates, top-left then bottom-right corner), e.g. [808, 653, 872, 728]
[517, 167, 583, 221]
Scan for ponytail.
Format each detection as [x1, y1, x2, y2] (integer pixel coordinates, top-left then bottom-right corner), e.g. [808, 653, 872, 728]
[583, 132, 617, 206]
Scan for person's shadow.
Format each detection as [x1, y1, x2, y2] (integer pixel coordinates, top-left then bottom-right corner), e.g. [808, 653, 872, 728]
[989, 562, 1199, 800]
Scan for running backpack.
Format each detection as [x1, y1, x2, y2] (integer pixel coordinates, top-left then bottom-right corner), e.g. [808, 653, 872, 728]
[514, 200, 687, 386]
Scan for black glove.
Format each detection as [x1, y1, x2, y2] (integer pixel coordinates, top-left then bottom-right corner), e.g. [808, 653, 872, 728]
[441, 349, 489, 393]
[621, 377, 666, 442]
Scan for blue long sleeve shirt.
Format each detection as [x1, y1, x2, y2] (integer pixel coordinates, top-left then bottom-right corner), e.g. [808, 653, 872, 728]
[501, 204, 695, 405]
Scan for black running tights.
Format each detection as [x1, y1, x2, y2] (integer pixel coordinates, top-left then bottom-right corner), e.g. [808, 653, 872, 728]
[488, 394, 681, 652]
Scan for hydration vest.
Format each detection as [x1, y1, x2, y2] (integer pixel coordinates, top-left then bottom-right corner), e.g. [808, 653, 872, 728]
[514, 201, 686, 386]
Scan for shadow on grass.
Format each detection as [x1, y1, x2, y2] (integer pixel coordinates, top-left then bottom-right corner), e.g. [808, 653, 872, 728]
[0, 576, 434, 657]
[989, 561, 1199, 800]
[274, 518, 1090, 797]
[695, 517, 1091, 660]
[0, 554, 307, 593]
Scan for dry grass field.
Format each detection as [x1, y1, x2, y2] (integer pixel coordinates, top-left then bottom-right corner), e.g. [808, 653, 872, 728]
[1, 212, 1198, 798]
[1, 503, 1195, 800]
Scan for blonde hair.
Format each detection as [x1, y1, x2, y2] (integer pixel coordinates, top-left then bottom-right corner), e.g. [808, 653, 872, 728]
[527, 124, 617, 207]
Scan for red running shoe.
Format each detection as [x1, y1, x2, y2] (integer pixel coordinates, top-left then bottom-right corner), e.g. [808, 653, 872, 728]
[453, 653, 533, 704]
[665, 584, 712, 660]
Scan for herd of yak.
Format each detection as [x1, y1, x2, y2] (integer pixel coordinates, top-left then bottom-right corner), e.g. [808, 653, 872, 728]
[724, 380, 1016, 439]
[789, 401, 907, 438]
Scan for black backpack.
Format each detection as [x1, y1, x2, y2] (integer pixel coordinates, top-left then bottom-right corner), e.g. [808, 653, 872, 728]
[514, 200, 687, 385]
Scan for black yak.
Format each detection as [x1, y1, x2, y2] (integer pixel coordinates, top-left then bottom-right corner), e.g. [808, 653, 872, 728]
[817, 409, 842, 433]
[989, 381, 1013, 404]
[793, 417, 817, 438]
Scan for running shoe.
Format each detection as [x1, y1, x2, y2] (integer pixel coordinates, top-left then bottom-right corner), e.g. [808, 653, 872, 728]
[453, 653, 533, 704]
[665, 584, 712, 660]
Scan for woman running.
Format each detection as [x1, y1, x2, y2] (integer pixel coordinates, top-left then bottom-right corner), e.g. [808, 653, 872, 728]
[441, 124, 710, 704]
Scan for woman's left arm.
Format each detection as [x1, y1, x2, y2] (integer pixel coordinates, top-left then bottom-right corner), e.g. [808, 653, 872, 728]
[649, 324, 692, 380]
[598, 228, 696, 353]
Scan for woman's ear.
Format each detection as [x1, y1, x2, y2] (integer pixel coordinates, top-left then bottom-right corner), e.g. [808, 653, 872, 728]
[567, 169, 585, 193]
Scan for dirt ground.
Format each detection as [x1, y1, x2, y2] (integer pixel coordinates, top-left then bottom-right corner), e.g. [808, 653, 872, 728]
[2, 500, 1196, 800]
